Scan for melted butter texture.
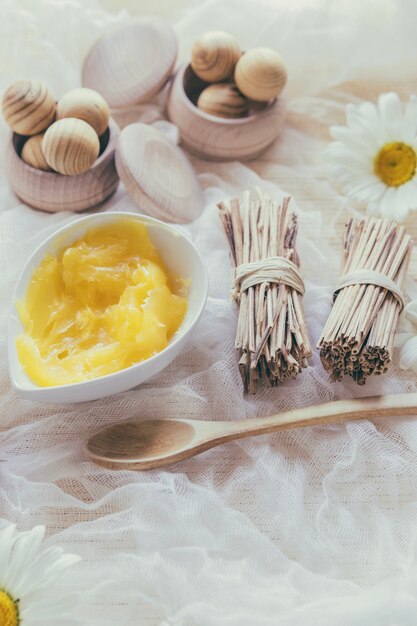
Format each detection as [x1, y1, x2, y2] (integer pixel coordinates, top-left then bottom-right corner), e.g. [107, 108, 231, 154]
[16, 219, 187, 386]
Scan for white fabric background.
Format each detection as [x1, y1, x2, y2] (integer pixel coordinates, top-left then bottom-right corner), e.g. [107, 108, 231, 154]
[1, 0, 417, 624]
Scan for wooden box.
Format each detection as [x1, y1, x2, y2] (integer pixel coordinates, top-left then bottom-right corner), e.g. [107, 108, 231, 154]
[167, 63, 286, 162]
[5, 118, 120, 213]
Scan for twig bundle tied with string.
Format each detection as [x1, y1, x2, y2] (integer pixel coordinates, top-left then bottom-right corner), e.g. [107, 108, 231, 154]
[318, 217, 413, 385]
[218, 190, 311, 393]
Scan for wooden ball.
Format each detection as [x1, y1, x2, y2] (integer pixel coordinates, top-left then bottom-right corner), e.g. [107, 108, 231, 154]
[197, 83, 249, 119]
[2, 80, 56, 135]
[21, 134, 51, 171]
[42, 118, 100, 176]
[235, 48, 287, 102]
[191, 31, 241, 83]
[56, 87, 110, 136]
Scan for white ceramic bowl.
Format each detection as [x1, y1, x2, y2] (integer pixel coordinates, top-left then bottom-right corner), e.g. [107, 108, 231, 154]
[8, 211, 208, 403]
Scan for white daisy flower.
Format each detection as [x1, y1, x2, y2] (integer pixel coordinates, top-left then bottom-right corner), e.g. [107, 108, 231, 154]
[0, 522, 81, 626]
[327, 92, 417, 221]
[399, 298, 417, 373]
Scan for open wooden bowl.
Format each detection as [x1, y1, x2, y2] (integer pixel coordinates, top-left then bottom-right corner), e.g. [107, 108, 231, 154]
[5, 117, 120, 213]
[167, 63, 286, 162]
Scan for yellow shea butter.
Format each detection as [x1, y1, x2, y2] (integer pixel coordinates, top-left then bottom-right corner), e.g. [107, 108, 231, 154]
[16, 219, 187, 386]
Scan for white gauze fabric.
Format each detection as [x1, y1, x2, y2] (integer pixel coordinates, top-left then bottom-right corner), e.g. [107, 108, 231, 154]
[1, 0, 417, 624]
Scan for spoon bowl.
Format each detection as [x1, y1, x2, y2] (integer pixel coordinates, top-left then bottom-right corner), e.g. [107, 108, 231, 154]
[87, 419, 197, 469]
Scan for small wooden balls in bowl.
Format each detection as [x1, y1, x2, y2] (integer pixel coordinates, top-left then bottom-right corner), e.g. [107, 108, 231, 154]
[190, 33, 287, 108]
[2, 81, 119, 212]
[167, 31, 287, 161]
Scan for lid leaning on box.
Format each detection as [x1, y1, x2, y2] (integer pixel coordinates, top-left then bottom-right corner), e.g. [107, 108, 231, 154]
[82, 17, 178, 108]
[115, 122, 203, 223]
[82, 16, 203, 223]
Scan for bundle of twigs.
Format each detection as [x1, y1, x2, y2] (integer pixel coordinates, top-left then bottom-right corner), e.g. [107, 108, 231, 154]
[218, 189, 311, 393]
[318, 217, 413, 384]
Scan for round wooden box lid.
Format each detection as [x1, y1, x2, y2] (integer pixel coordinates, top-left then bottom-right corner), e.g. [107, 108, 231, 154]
[115, 123, 204, 223]
[82, 17, 177, 108]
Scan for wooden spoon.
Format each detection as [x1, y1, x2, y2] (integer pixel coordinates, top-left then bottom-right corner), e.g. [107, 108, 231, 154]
[85, 393, 417, 471]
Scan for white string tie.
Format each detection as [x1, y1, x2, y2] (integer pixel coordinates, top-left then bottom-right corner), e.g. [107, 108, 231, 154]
[233, 256, 305, 301]
[335, 269, 405, 310]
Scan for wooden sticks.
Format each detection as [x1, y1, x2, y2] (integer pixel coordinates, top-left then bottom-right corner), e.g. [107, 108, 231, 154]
[318, 217, 413, 384]
[218, 189, 311, 393]
[218, 204, 413, 390]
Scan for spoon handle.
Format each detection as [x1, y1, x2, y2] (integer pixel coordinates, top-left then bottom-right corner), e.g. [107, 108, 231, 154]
[214, 392, 417, 442]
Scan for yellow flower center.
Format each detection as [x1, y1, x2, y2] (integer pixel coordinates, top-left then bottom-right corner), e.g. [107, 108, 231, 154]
[0, 590, 19, 626]
[374, 142, 416, 187]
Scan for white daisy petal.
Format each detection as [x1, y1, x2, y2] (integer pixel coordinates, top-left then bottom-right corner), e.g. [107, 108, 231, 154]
[378, 186, 398, 218]
[30, 621, 83, 626]
[378, 92, 404, 141]
[388, 180, 417, 221]
[11, 547, 64, 595]
[327, 149, 374, 180]
[399, 335, 417, 371]
[345, 177, 386, 204]
[22, 591, 82, 620]
[402, 94, 417, 140]
[15, 548, 79, 596]
[390, 190, 408, 219]
[0, 523, 16, 586]
[345, 102, 360, 125]
[367, 201, 381, 216]
[327, 145, 373, 171]
[357, 101, 383, 142]
[396, 331, 415, 348]
[330, 125, 376, 157]
[6, 526, 45, 589]
[401, 179, 417, 209]
[405, 299, 417, 328]
[392, 202, 410, 222]
[329, 124, 349, 140]
[346, 103, 382, 147]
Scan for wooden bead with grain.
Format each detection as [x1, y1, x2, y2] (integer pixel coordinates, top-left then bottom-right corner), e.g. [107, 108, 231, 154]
[197, 83, 249, 119]
[42, 118, 100, 176]
[235, 48, 287, 102]
[21, 134, 51, 171]
[191, 31, 241, 83]
[2, 80, 56, 135]
[56, 87, 110, 136]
